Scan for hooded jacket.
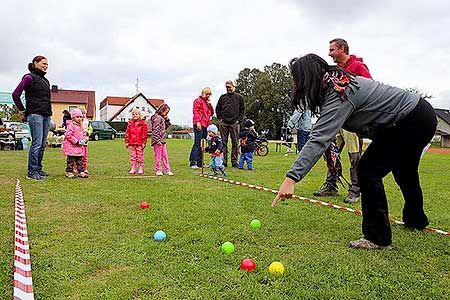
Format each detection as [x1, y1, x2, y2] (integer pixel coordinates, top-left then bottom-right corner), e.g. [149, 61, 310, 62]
[342, 55, 372, 79]
[62, 121, 85, 156]
[125, 119, 148, 145]
[193, 96, 214, 127]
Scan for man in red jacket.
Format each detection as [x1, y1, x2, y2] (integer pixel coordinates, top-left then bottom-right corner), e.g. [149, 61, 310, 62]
[313, 38, 373, 204]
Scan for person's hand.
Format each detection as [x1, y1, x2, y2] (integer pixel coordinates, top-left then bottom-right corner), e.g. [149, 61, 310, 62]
[125, 143, 129, 149]
[20, 111, 26, 122]
[272, 177, 296, 207]
[142, 143, 146, 149]
[196, 122, 201, 131]
[158, 142, 162, 146]
[215, 149, 220, 154]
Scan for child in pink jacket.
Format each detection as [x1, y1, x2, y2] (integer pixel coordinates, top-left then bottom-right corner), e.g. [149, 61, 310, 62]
[62, 108, 89, 178]
[125, 108, 148, 174]
[150, 104, 173, 176]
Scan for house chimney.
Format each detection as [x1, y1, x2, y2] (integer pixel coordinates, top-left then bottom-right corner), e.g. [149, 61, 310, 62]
[51, 85, 58, 93]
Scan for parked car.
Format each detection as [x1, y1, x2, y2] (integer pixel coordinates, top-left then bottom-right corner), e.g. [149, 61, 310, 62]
[0, 121, 31, 140]
[89, 121, 117, 140]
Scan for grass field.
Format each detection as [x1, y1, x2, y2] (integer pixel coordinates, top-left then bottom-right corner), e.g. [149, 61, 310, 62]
[0, 139, 449, 299]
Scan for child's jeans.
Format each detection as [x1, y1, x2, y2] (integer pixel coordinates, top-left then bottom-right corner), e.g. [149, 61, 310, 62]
[153, 143, 171, 173]
[210, 155, 225, 171]
[238, 152, 253, 170]
[129, 145, 144, 164]
[66, 156, 84, 173]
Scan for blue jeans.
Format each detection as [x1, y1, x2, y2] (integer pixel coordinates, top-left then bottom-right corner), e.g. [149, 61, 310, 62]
[210, 155, 224, 171]
[189, 126, 207, 167]
[297, 130, 310, 152]
[238, 152, 253, 170]
[27, 114, 51, 175]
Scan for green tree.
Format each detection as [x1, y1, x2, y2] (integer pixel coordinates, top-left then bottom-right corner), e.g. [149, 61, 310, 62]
[235, 63, 292, 139]
[0, 104, 22, 121]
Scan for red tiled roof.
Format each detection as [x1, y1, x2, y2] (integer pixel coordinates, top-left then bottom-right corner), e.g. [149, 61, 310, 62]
[108, 93, 164, 121]
[51, 89, 96, 118]
[99, 96, 130, 109]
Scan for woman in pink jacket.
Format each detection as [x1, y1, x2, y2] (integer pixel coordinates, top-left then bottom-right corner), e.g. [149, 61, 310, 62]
[62, 108, 89, 178]
[189, 87, 214, 169]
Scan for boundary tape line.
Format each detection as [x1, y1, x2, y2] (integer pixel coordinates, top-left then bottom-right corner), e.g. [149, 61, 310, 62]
[13, 179, 34, 300]
[200, 174, 450, 236]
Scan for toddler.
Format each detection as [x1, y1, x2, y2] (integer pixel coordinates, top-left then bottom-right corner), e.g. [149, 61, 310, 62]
[150, 103, 173, 176]
[238, 119, 257, 170]
[62, 108, 89, 178]
[206, 124, 227, 176]
[125, 108, 148, 174]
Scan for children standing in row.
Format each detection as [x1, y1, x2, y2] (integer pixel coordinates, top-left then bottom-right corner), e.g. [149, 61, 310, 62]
[206, 124, 227, 176]
[151, 104, 173, 176]
[125, 108, 148, 174]
[238, 119, 257, 170]
[62, 108, 89, 178]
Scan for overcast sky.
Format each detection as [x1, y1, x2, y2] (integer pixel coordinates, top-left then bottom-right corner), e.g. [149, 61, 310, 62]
[1, 0, 450, 125]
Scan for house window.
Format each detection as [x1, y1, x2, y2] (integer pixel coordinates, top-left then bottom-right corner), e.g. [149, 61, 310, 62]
[69, 105, 78, 111]
[121, 118, 125, 122]
[142, 107, 145, 111]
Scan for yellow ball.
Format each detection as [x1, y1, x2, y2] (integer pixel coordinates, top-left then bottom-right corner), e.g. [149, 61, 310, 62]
[268, 261, 285, 277]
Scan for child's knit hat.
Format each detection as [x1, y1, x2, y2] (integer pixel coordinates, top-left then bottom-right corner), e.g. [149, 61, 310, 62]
[207, 124, 218, 134]
[70, 108, 83, 119]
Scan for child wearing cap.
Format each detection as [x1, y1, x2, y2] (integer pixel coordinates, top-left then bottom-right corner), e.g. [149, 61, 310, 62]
[62, 108, 89, 178]
[238, 119, 257, 170]
[206, 124, 227, 176]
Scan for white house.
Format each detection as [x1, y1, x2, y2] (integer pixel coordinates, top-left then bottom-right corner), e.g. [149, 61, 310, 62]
[99, 93, 164, 122]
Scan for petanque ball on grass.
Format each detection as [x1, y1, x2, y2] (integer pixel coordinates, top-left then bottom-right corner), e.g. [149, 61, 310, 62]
[221, 242, 235, 254]
[140, 202, 149, 209]
[268, 261, 285, 277]
[250, 219, 261, 229]
[153, 230, 166, 241]
[240, 258, 256, 272]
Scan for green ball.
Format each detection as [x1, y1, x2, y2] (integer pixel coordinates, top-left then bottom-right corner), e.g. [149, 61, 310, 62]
[250, 219, 261, 229]
[221, 242, 235, 254]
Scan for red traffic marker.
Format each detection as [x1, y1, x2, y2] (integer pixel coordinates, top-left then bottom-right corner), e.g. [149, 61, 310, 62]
[140, 202, 149, 209]
[240, 258, 256, 272]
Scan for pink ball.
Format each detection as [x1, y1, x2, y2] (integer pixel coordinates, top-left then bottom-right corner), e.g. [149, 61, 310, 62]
[140, 202, 149, 209]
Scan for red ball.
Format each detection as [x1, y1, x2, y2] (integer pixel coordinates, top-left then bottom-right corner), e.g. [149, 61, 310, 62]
[140, 202, 149, 209]
[240, 258, 256, 272]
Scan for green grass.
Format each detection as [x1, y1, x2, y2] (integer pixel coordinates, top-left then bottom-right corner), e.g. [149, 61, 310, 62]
[0, 140, 449, 299]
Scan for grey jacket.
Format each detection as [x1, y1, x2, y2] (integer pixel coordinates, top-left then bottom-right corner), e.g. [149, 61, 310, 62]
[286, 76, 420, 182]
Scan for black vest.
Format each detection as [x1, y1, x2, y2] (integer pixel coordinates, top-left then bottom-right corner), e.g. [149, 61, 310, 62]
[24, 73, 52, 116]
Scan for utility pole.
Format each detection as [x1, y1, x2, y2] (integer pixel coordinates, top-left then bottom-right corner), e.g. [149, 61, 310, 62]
[135, 78, 140, 93]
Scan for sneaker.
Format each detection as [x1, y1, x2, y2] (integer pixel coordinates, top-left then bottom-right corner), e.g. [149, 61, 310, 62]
[26, 173, 45, 181]
[38, 170, 49, 177]
[313, 183, 338, 197]
[190, 165, 199, 169]
[344, 193, 360, 204]
[166, 171, 174, 176]
[65, 172, 75, 179]
[349, 238, 392, 250]
[156, 171, 163, 176]
[78, 172, 89, 178]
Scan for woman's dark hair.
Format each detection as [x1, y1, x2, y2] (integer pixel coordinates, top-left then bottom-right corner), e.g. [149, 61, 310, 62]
[28, 55, 47, 72]
[289, 53, 353, 116]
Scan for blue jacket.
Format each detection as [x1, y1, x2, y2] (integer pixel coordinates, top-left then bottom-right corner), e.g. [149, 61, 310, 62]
[287, 109, 312, 131]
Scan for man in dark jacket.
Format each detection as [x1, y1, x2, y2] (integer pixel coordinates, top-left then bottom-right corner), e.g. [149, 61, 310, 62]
[215, 80, 245, 167]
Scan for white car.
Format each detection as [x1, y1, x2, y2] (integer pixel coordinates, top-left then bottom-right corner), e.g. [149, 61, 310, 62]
[0, 121, 31, 140]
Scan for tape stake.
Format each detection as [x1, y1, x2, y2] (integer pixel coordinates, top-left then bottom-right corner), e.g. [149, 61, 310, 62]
[199, 174, 450, 236]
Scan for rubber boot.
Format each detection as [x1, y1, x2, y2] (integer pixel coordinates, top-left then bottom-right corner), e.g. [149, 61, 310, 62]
[137, 163, 144, 174]
[129, 162, 137, 174]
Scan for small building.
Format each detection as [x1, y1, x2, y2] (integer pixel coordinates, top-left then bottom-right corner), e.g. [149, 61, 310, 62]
[434, 108, 450, 147]
[51, 85, 96, 128]
[100, 93, 164, 122]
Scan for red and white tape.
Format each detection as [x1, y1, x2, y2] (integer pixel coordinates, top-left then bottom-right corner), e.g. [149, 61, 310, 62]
[13, 179, 34, 300]
[200, 174, 450, 236]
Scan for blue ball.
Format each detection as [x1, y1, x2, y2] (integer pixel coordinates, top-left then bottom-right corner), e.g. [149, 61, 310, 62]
[154, 230, 166, 241]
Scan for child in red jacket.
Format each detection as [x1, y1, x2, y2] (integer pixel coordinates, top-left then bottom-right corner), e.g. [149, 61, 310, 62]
[150, 103, 173, 176]
[125, 108, 148, 174]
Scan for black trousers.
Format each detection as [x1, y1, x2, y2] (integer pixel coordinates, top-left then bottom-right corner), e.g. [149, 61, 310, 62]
[66, 156, 84, 173]
[219, 121, 240, 167]
[357, 98, 437, 246]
